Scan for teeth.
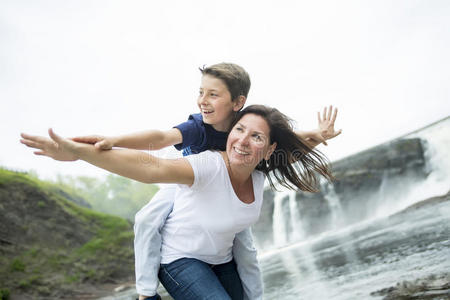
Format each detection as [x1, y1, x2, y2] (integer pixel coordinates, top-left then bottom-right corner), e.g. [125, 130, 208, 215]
[235, 148, 249, 155]
[202, 109, 213, 114]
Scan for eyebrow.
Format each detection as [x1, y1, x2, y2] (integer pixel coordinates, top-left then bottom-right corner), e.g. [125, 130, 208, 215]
[237, 122, 266, 135]
[199, 88, 219, 92]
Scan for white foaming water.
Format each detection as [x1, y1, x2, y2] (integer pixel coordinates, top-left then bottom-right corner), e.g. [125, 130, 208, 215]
[272, 191, 288, 246]
[272, 188, 306, 247]
[373, 171, 390, 219]
[288, 190, 304, 242]
[376, 117, 450, 217]
[322, 180, 345, 228]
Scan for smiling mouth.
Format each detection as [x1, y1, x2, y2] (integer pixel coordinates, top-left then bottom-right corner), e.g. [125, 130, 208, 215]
[201, 109, 213, 114]
[234, 147, 249, 155]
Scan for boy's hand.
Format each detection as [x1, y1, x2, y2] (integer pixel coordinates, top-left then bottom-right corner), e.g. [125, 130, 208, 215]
[317, 105, 342, 144]
[21, 129, 80, 161]
[71, 135, 115, 150]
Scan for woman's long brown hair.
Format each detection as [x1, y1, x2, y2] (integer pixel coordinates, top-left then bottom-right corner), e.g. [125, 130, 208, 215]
[231, 105, 334, 192]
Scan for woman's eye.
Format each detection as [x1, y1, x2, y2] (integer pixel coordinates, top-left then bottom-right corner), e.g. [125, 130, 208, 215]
[236, 127, 243, 132]
[211, 93, 218, 97]
[199, 91, 204, 96]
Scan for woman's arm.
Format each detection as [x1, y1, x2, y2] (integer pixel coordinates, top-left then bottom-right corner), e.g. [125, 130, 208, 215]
[21, 129, 194, 185]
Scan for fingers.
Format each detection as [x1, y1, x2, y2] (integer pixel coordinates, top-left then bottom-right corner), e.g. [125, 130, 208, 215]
[315, 133, 326, 143]
[34, 151, 46, 156]
[329, 129, 342, 139]
[48, 128, 62, 144]
[20, 132, 49, 144]
[20, 138, 43, 150]
[327, 105, 333, 120]
[95, 141, 107, 149]
[331, 107, 338, 123]
[71, 136, 100, 144]
[317, 111, 322, 123]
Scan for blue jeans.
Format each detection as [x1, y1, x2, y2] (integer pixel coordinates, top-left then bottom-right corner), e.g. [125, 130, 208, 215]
[158, 258, 244, 300]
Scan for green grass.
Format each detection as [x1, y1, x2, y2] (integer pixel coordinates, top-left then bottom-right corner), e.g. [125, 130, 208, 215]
[0, 168, 39, 188]
[0, 288, 10, 300]
[10, 259, 25, 272]
[0, 167, 135, 294]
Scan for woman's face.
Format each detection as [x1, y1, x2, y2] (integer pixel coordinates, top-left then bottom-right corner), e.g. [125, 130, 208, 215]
[226, 113, 276, 168]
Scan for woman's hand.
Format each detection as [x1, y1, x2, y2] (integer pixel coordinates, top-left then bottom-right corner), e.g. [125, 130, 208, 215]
[71, 135, 115, 150]
[317, 105, 342, 144]
[20, 129, 80, 161]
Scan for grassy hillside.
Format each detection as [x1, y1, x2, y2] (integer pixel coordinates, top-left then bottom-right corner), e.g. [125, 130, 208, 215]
[0, 168, 136, 299]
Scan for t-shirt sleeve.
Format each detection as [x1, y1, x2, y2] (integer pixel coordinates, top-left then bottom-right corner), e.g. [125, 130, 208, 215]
[173, 115, 204, 151]
[185, 151, 222, 190]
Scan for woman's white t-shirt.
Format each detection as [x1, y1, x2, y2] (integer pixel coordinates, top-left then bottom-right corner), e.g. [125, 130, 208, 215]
[160, 150, 265, 265]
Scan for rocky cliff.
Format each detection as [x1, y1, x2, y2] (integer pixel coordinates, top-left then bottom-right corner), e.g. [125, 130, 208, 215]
[252, 137, 428, 250]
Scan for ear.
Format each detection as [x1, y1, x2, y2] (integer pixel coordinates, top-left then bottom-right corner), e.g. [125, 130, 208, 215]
[232, 95, 246, 112]
[264, 142, 277, 161]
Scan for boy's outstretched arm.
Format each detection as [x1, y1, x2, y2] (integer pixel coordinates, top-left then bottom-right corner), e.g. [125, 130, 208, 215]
[72, 129, 182, 151]
[296, 105, 342, 148]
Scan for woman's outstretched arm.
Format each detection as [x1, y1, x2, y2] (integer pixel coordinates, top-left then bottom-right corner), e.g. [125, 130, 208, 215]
[21, 129, 194, 185]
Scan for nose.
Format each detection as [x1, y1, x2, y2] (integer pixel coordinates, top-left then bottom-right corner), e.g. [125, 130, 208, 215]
[238, 133, 250, 146]
[198, 94, 208, 106]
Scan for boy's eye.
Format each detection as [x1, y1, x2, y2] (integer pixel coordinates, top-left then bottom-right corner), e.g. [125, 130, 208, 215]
[210, 93, 218, 97]
[199, 90, 204, 96]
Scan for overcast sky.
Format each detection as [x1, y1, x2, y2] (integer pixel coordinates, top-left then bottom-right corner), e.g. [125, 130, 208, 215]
[1, 0, 449, 180]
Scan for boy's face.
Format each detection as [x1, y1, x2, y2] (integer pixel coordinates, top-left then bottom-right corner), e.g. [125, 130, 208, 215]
[197, 75, 242, 132]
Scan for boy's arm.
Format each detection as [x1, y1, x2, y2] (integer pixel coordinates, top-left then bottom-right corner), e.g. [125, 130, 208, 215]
[233, 228, 263, 300]
[72, 128, 182, 151]
[296, 105, 342, 149]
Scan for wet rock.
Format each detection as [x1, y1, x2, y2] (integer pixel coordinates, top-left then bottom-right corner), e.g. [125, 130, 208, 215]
[370, 273, 450, 299]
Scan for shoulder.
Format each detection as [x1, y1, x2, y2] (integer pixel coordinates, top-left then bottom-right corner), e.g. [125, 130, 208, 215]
[189, 113, 203, 122]
[175, 113, 204, 130]
[185, 151, 224, 189]
[185, 150, 222, 168]
[184, 113, 204, 128]
[252, 170, 266, 186]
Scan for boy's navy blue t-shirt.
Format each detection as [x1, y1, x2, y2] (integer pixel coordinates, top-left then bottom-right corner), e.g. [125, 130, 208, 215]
[174, 113, 228, 156]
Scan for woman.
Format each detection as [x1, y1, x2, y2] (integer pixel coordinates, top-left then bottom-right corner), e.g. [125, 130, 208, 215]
[21, 105, 334, 299]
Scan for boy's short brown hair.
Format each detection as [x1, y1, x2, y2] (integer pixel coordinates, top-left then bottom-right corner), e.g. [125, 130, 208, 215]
[199, 63, 251, 101]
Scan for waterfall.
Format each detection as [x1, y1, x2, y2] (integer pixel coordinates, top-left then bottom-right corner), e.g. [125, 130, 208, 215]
[322, 181, 345, 228]
[401, 119, 450, 209]
[288, 191, 304, 242]
[374, 171, 390, 218]
[272, 189, 305, 247]
[373, 118, 450, 217]
[273, 191, 288, 247]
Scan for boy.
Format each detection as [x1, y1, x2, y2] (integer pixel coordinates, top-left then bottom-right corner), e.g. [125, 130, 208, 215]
[71, 63, 341, 300]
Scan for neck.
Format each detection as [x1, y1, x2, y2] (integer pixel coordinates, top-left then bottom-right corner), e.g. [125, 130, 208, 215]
[211, 112, 236, 132]
[220, 152, 253, 187]
[212, 119, 232, 132]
